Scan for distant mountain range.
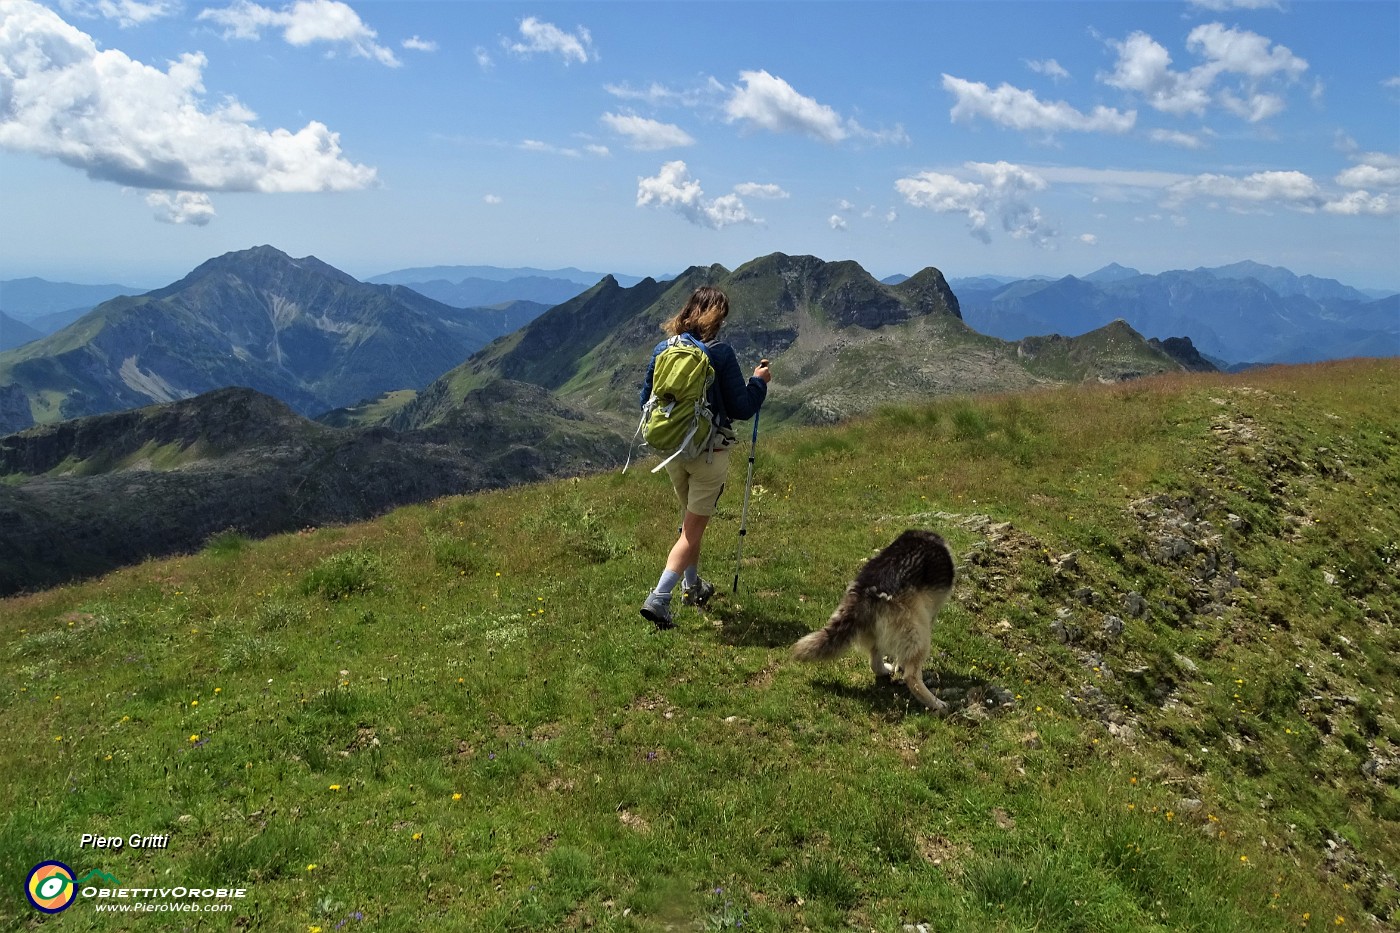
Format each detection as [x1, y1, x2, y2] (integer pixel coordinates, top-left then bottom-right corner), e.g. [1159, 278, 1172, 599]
[393, 252, 1203, 435]
[0, 311, 43, 352]
[0, 277, 144, 320]
[950, 261, 1398, 367]
[366, 263, 647, 310]
[0, 247, 551, 434]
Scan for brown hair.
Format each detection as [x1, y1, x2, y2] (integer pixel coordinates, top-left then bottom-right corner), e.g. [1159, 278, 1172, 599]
[663, 286, 729, 342]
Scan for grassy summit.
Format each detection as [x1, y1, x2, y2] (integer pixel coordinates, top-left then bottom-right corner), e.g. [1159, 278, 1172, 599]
[2, 359, 1396, 931]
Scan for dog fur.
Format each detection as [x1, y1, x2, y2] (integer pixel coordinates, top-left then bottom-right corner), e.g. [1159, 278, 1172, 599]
[792, 529, 956, 713]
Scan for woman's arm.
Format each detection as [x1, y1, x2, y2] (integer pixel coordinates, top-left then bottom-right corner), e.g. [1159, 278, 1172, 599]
[709, 343, 768, 420]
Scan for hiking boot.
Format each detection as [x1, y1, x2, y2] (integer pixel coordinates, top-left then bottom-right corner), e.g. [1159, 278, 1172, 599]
[640, 591, 674, 630]
[681, 577, 716, 608]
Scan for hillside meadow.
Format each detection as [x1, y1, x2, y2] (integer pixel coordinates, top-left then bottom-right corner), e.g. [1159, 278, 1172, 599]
[2, 358, 1397, 931]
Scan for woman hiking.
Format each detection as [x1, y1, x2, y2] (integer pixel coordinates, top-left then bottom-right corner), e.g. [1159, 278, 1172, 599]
[639, 286, 771, 630]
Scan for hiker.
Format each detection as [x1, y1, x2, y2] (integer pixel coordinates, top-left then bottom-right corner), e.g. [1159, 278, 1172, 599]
[639, 286, 770, 629]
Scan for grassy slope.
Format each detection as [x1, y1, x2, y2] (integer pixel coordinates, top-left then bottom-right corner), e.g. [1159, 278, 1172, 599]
[1, 359, 1396, 931]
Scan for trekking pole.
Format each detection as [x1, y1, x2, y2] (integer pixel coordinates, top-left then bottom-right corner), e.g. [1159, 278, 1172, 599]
[732, 407, 761, 594]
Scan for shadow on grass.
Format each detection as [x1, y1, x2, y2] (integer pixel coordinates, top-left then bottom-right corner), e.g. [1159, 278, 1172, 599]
[706, 600, 815, 648]
[810, 670, 1016, 717]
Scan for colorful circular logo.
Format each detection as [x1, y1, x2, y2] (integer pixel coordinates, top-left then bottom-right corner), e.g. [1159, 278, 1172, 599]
[26, 861, 76, 913]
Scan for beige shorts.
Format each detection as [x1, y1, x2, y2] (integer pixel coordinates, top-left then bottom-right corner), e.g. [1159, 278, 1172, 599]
[664, 449, 730, 517]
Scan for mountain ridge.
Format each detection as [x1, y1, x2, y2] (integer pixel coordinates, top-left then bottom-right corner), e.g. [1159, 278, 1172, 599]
[0, 246, 539, 433]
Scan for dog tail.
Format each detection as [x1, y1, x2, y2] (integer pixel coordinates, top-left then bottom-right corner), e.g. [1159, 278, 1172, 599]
[791, 585, 868, 662]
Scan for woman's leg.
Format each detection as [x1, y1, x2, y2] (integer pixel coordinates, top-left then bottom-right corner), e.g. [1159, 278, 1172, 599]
[666, 510, 711, 574]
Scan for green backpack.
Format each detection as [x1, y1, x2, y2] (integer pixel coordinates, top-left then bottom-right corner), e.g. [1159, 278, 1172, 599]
[626, 334, 717, 473]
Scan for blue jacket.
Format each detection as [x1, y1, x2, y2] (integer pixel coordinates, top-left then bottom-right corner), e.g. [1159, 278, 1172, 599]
[640, 337, 767, 440]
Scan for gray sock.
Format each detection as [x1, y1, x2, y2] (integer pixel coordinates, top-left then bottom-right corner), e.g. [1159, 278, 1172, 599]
[653, 569, 681, 597]
[683, 565, 698, 588]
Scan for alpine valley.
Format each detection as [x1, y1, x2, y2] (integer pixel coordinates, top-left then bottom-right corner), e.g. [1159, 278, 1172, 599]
[0, 244, 1389, 594]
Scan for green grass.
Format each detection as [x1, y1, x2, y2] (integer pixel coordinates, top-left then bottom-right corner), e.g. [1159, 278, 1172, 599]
[1, 359, 1396, 931]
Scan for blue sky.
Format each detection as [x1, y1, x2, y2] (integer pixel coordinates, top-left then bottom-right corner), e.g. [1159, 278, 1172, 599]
[1, 0, 1397, 290]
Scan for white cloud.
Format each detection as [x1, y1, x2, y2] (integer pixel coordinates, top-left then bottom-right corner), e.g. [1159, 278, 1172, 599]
[506, 16, 593, 64]
[1218, 90, 1285, 122]
[1078, 233, 1098, 245]
[1164, 170, 1321, 210]
[1335, 152, 1400, 190]
[199, 0, 400, 67]
[942, 75, 1136, 134]
[733, 182, 788, 199]
[1321, 192, 1396, 216]
[828, 215, 847, 231]
[59, 0, 177, 27]
[520, 139, 584, 158]
[1101, 24, 1306, 123]
[474, 46, 493, 70]
[726, 70, 847, 142]
[604, 78, 725, 108]
[1149, 128, 1207, 149]
[1188, 0, 1282, 10]
[1027, 58, 1070, 82]
[483, 194, 502, 205]
[146, 190, 215, 225]
[584, 143, 610, 157]
[722, 70, 905, 145]
[0, 1, 376, 207]
[895, 161, 1056, 246]
[1101, 32, 1213, 116]
[600, 113, 694, 151]
[636, 160, 757, 229]
[402, 35, 437, 53]
[1187, 23, 1306, 83]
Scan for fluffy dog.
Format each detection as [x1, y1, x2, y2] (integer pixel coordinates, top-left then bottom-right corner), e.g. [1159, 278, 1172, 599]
[792, 529, 956, 713]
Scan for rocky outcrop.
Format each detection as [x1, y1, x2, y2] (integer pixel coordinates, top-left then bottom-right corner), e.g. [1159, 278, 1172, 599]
[0, 383, 34, 436]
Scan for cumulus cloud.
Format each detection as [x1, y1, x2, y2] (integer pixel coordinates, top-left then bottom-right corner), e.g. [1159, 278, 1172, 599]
[724, 70, 905, 144]
[1101, 23, 1306, 123]
[1322, 191, 1395, 216]
[1164, 170, 1321, 209]
[506, 16, 593, 64]
[636, 160, 757, 229]
[828, 215, 847, 231]
[1161, 168, 1395, 216]
[474, 46, 493, 70]
[600, 113, 694, 150]
[895, 161, 1056, 246]
[1027, 58, 1070, 82]
[1078, 233, 1098, 245]
[0, 1, 376, 207]
[726, 70, 847, 142]
[199, 0, 401, 67]
[59, 0, 177, 27]
[402, 35, 437, 53]
[1335, 152, 1400, 190]
[146, 190, 216, 225]
[942, 75, 1136, 134]
[733, 182, 788, 199]
[483, 194, 502, 204]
